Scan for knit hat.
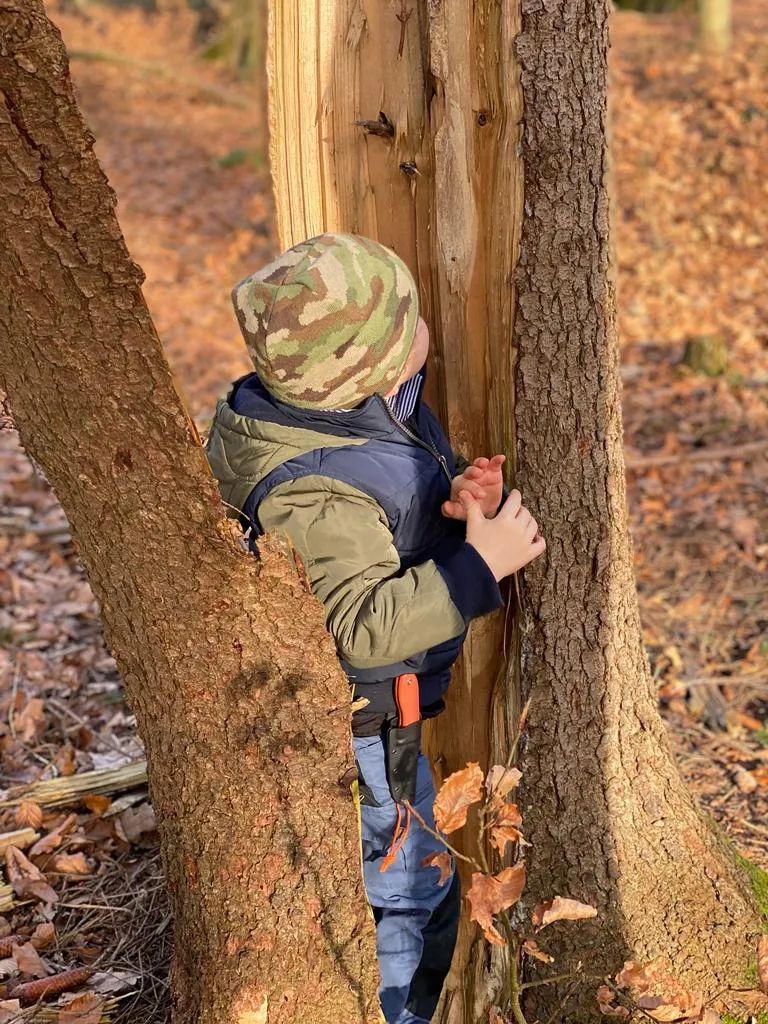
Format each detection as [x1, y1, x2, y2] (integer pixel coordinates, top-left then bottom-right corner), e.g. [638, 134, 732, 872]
[231, 233, 419, 409]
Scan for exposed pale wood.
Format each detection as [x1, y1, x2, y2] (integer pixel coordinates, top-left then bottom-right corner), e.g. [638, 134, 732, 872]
[700, 0, 732, 55]
[0, 762, 149, 810]
[0, 828, 40, 853]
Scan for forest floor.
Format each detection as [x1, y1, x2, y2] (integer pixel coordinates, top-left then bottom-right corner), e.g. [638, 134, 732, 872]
[0, 1, 766, 1020]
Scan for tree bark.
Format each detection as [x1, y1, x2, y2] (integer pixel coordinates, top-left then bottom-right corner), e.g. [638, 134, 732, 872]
[699, 0, 732, 56]
[514, 1, 758, 1018]
[268, 1, 760, 1022]
[0, 5, 379, 1024]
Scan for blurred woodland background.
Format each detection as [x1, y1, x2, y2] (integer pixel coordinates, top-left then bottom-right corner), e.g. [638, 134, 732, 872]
[0, 0, 766, 1020]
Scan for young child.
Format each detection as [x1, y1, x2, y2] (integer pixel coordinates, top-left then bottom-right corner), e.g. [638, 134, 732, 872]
[206, 233, 545, 1024]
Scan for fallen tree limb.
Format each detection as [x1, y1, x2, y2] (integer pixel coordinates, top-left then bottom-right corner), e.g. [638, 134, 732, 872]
[625, 438, 768, 470]
[0, 828, 39, 854]
[0, 762, 148, 810]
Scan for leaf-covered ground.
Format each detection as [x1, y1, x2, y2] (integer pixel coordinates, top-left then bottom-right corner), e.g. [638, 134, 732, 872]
[0, 1, 766, 1019]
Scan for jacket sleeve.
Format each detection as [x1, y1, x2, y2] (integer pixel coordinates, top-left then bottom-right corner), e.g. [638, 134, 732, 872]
[258, 475, 502, 670]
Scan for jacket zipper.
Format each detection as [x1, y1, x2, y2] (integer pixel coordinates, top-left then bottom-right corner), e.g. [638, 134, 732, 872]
[377, 396, 453, 485]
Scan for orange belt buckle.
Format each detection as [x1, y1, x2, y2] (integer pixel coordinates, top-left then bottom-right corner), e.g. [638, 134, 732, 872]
[394, 673, 420, 728]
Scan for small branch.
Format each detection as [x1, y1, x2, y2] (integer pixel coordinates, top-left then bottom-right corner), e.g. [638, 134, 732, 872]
[519, 971, 603, 991]
[625, 438, 768, 470]
[395, 2, 412, 59]
[404, 801, 479, 868]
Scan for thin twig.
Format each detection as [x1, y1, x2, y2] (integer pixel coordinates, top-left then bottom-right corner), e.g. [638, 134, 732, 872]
[404, 801, 479, 868]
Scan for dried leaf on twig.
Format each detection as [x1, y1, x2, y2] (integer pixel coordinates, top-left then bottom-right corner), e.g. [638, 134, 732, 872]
[485, 766, 522, 799]
[522, 937, 553, 963]
[467, 863, 526, 946]
[421, 851, 452, 887]
[433, 763, 484, 834]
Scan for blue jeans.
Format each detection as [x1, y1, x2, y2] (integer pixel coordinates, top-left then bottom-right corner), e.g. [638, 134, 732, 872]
[354, 734, 460, 1024]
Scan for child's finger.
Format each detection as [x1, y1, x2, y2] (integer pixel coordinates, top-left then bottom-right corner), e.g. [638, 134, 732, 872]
[472, 457, 490, 470]
[489, 454, 506, 469]
[497, 489, 522, 520]
[456, 481, 487, 500]
[529, 535, 547, 559]
[442, 500, 466, 521]
[459, 489, 484, 524]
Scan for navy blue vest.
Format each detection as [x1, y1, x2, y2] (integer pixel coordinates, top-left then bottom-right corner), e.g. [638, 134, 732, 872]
[229, 373, 467, 720]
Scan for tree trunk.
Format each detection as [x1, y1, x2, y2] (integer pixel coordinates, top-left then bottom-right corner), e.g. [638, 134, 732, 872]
[514, 0, 757, 1017]
[0, 5, 379, 1024]
[699, 0, 732, 56]
[268, 1, 760, 1021]
[267, 3, 523, 1015]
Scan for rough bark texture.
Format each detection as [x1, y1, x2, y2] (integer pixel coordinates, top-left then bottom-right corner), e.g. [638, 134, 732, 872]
[0, 5, 379, 1023]
[267, 4, 524, 1018]
[514, 2, 759, 1018]
[699, 0, 732, 56]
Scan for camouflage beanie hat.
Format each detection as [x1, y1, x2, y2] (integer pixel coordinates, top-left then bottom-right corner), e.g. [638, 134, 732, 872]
[231, 233, 419, 410]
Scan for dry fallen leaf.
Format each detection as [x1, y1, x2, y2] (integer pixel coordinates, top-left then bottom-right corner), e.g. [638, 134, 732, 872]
[12, 942, 48, 979]
[81, 795, 111, 816]
[421, 850, 453, 887]
[119, 803, 157, 843]
[433, 763, 484, 834]
[522, 937, 553, 963]
[14, 698, 45, 744]
[58, 993, 104, 1024]
[531, 895, 597, 931]
[758, 934, 768, 994]
[615, 960, 652, 991]
[596, 984, 630, 1019]
[699, 1010, 722, 1024]
[51, 852, 90, 875]
[0, 1000, 22, 1024]
[30, 923, 55, 951]
[15, 801, 43, 831]
[734, 767, 759, 794]
[467, 863, 526, 946]
[88, 969, 140, 996]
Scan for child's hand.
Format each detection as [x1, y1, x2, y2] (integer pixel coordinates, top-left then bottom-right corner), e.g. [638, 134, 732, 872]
[442, 455, 506, 520]
[461, 489, 545, 582]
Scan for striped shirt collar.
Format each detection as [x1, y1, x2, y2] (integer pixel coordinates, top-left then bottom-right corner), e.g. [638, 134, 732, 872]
[385, 371, 422, 422]
[330, 370, 423, 419]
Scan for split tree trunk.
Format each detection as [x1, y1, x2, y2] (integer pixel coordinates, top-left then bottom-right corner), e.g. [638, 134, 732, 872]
[514, 1, 757, 1018]
[268, 1, 760, 1021]
[699, 0, 732, 56]
[0, 5, 378, 1024]
[268, 6, 524, 1012]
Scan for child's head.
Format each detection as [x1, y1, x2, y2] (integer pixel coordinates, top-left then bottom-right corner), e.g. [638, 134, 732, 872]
[231, 233, 425, 410]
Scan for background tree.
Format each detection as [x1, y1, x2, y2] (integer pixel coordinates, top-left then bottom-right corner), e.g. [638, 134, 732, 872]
[0, 4, 378, 1023]
[266, 0, 760, 1020]
[699, 0, 732, 55]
